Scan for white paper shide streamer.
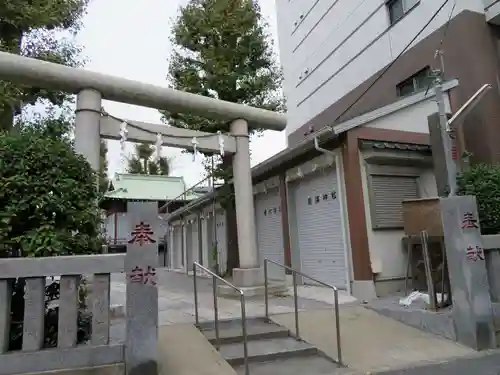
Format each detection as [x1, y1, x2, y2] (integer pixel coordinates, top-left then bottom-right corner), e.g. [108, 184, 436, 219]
[118, 122, 128, 171]
[191, 136, 199, 161]
[296, 167, 304, 178]
[154, 133, 163, 161]
[119, 122, 128, 152]
[217, 131, 225, 157]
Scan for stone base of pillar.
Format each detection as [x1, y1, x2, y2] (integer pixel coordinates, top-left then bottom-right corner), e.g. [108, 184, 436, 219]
[351, 279, 377, 301]
[232, 267, 263, 287]
[217, 267, 287, 298]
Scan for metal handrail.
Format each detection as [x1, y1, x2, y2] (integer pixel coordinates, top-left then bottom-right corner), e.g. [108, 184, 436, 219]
[192, 262, 249, 375]
[263, 258, 342, 365]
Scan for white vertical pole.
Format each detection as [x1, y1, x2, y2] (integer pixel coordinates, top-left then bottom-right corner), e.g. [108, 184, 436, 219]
[434, 75, 457, 196]
[75, 89, 102, 171]
[231, 119, 259, 269]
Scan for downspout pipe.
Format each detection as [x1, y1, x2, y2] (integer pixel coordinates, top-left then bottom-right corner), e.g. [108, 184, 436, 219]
[314, 136, 336, 157]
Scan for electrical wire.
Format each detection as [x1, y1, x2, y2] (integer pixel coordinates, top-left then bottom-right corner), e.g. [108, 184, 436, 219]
[330, 0, 451, 129]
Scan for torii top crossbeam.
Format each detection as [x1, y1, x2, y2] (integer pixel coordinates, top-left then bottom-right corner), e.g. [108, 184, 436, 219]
[0, 51, 286, 132]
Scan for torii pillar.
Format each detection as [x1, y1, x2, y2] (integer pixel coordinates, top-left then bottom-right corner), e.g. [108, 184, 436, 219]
[75, 89, 102, 173]
[229, 119, 261, 291]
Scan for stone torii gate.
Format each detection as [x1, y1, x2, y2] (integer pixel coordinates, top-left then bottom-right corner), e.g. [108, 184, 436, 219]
[0, 51, 286, 292]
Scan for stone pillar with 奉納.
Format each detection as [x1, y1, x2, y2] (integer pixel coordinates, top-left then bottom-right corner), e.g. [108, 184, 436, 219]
[440, 195, 496, 350]
[125, 202, 159, 375]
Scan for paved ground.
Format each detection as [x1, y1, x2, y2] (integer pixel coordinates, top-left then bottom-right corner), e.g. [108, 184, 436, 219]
[375, 351, 500, 375]
[109, 268, 356, 342]
[108, 269, 500, 374]
[110, 269, 355, 325]
[271, 307, 476, 374]
[157, 323, 236, 375]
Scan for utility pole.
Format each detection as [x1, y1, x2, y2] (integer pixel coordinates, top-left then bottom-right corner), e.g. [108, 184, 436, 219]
[432, 68, 457, 196]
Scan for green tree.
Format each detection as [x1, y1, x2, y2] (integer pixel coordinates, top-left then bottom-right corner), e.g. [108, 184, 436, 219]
[0, 114, 102, 349]
[128, 143, 171, 175]
[458, 163, 500, 235]
[162, 0, 283, 274]
[0, 0, 88, 131]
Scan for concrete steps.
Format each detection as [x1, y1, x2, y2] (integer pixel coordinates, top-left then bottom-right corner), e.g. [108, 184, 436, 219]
[198, 317, 345, 375]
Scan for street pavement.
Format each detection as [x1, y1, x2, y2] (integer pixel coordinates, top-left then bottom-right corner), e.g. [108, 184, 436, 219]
[108, 268, 355, 342]
[375, 351, 500, 374]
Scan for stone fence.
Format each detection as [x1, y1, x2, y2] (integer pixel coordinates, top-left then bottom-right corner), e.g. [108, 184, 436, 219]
[0, 254, 128, 375]
[483, 234, 500, 303]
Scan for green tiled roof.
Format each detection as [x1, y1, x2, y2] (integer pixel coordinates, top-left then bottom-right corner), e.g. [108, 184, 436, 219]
[104, 174, 203, 201]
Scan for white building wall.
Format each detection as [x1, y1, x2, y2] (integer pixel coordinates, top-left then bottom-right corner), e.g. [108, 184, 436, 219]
[365, 92, 452, 133]
[275, 0, 485, 136]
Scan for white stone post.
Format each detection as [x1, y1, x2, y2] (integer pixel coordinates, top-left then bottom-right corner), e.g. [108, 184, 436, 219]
[75, 89, 102, 171]
[230, 119, 261, 288]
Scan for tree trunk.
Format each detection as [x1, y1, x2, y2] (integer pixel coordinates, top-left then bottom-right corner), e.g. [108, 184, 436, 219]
[222, 156, 239, 275]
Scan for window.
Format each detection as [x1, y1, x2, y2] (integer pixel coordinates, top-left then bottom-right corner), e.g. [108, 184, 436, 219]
[396, 67, 432, 97]
[370, 175, 419, 229]
[387, 0, 420, 25]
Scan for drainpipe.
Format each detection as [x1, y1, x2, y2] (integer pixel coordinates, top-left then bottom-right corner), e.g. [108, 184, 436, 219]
[313, 135, 352, 295]
[314, 136, 336, 157]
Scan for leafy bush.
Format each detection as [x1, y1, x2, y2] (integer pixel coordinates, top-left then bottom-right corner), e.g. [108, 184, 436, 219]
[0, 121, 103, 349]
[457, 163, 500, 235]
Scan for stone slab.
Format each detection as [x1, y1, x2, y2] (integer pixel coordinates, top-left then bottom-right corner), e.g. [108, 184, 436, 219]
[157, 323, 236, 375]
[217, 283, 287, 298]
[232, 267, 263, 287]
[0, 344, 124, 375]
[0, 254, 125, 278]
[232, 355, 345, 375]
[219, 336, 315, 361]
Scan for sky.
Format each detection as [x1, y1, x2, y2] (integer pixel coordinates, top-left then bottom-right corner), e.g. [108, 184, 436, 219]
[75, 0, 286, 188]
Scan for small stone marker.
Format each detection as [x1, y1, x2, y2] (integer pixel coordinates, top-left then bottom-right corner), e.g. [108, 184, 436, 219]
[440, 195, 496, 349]
[125, 202, 159, 375]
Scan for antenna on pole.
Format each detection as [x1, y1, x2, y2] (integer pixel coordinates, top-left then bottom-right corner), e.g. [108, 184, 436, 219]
[434, 49, 445, 76]
[432, 67, 457, 196]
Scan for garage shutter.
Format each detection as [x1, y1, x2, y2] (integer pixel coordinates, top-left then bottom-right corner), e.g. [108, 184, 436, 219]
[173, 225, 183, 269]
[291, 168, 347, 288]
[216, 210, 228, 276]
[255, 189, 285, 281]
[370, 175, 419, 229]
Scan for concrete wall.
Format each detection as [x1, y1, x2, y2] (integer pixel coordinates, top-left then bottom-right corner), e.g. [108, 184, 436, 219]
[274, 0, 484, 137]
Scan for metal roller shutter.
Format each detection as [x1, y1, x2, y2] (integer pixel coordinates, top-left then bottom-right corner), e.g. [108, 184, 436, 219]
[216, 210, 228, 275]
[370, 175, 418, 229]
[185, 216, 199, 267]
[205, 213, 216, 269]
[255, 189, 285, 280]
[291, 168, 347, 288]
[173, 225, 183, 269]
[191, 217, 200, 265]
